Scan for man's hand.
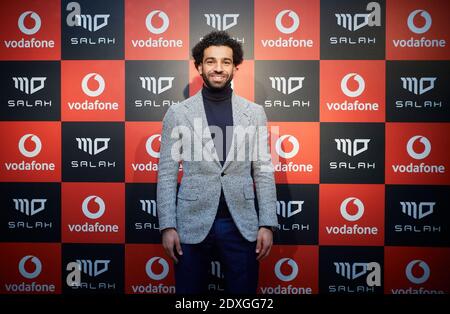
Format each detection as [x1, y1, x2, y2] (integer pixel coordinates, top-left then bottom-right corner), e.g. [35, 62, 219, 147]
[256, 227, 273, 261]
[162, 228, 183, 263]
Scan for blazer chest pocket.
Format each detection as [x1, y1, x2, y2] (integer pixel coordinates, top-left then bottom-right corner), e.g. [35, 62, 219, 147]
[177, 188, 199, 201]
[243, 184, 255, 200]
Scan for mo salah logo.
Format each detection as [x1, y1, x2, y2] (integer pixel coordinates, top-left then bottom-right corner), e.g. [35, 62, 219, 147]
[67, 195, 119, 233]
[392, 135, 445, 175]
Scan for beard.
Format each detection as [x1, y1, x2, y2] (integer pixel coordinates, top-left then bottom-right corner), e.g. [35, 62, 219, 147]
[201, 71, 233, 91]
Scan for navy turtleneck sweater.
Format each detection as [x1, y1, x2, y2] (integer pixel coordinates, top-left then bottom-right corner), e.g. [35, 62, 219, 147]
[202, 83, 233, 218]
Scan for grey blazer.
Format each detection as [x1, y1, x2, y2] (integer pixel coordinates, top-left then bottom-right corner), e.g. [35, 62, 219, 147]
[156, 90, 278, 244]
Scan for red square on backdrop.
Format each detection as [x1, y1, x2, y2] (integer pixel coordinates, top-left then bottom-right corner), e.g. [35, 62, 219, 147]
[125, 0, 189, 60]
[62, 182, 125, 243]
[386, 0, 450, 60]
[258, 245, 318, 294]
[268, 122, 319, 184]
[320, 60, 385, 122]
[319, 184, 385, 246]
[125, 244, 175, 294]
[61, 60, 125, 121]
[0, 0, 60, 60]
[0, 243, 61, 294]
[254, 0, 320, 60]
[386, 123, 450, 185]
[0, 122, 61, 182]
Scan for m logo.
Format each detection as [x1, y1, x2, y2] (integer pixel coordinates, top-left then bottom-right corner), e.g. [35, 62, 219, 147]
[274, 258, 299, 282]
[334, 139, 370, 157]
[146, 257, 169, 281]
[82, 195, 106, 219]
[211, 260, 224, 279]
[400, 77, 436, 95]
[13, 198, 47, 216]
[340, 197, 364, 222]
[334, 2, 381, 31]
[341, 73, 365, 98]
[13, 77, 46, 95]
[406, 135, 431, 160]
[204, 14, 239, 31]
[66, 2, 110, 32]
[76, 138, 110, 155]
[81, 73, 105, 97]
[18, 11, 42, 35]
[140, 199, 157, 217]
[275, 10, 300, 34]
[277, 200, 304, 218]
[269, 77, 304, 95]
[146, 134, 161, 158]
[18, 255, 42, 279]
[275, 135, 300, 159]
[407, 10, 432, 34]
[75, 259, 110, 277]
[145, 10, 169, 34]
[139, 77, 174, 95]
[405, 260, 430, 284]
[18, 134, 42, 158]
[334, 262, 381, 286]
[400, 201, 435, 219]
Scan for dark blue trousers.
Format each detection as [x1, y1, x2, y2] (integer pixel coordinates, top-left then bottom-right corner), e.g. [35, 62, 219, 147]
[174, 217, 259, 294]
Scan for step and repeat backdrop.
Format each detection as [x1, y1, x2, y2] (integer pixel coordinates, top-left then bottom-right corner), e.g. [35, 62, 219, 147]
[0, 0, 449, 295]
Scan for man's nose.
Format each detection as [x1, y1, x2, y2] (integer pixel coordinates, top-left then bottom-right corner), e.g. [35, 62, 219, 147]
[214, 62, 224, 72]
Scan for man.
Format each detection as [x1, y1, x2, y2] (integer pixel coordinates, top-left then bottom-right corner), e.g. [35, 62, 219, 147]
[157, 31, 277, 294]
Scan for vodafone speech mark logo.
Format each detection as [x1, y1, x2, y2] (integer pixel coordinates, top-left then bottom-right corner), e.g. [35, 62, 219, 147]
[18, 11, 42, 35]
[81, 73, 105, 97]
[146, 10, 169, 34]
[275, 10, 300, 34]
[146, 257, 169, 280]
[340, 197, 364, 222]
[18, 134, 42, 158]
[146, 134, 161, 158]
[274, 258, 299, 282]
[407, 10, 432, 34]
[18, 255, 42, 279]
[275, 135, 300, 159]
[406, 136, 431, 160]
[82, 195, 106, 219]
[341, 73, 365, 98]
[405, 260, 430, 284]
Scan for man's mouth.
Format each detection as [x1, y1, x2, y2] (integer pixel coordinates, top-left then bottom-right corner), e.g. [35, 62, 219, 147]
[209, 74, 226, 82]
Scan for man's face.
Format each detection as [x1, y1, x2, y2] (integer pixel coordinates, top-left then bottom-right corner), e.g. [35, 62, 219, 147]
[197, 45, 237, 90]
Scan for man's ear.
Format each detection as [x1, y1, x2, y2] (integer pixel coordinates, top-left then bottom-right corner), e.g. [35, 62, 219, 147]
[196, 63, 203, 75]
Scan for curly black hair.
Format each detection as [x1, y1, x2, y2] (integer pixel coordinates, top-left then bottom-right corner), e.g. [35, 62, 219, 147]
[192, 31, 244, 68]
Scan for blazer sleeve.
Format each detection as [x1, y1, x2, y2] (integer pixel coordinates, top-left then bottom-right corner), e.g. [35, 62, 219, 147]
[156, 106, 181, 231]
[252, 105, 278, 228]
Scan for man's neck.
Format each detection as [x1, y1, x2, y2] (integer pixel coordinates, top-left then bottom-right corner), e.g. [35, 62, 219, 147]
[202, 83, 232, 102]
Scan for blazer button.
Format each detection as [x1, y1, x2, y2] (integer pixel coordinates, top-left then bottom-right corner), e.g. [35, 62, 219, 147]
[221, 172, 225, 177]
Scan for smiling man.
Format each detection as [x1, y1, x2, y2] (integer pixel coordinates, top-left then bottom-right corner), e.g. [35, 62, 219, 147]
[157, 31, 278, 294]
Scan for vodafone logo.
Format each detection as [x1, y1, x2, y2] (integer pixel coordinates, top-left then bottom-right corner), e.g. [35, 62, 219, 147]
[18, 134, 42, 158]
[82, 195, 106, 219]
[81, 73, 105, 97]
[274, 258, 299, 282]
[407, 10, 432, 34]
[146, 10, 169, 34]
[275, 135, 300, 159]
[275, 10, 300, 34]
[18, 11, 42, 35]
[405, 260, 430, 284]
[407, 135, 431, 160]
[340, 197, 364, 222]
[146, 257, 169, 280]
[18, 255, 42, 279]
[146, 134, 161, 158]
[341, 73, 365, 98]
